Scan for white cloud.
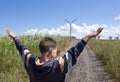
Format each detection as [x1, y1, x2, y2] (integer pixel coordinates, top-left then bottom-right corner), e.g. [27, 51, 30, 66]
[21, 23, 120, 39]
[115, 15, 120, 22]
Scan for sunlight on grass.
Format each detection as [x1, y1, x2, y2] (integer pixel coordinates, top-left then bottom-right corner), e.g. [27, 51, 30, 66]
[89, 40, 120, 82]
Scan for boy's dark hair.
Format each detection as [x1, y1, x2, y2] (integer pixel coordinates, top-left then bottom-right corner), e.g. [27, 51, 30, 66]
[39, 37, 57, 54]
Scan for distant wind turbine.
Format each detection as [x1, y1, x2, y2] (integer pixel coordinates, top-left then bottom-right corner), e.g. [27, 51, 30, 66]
[64, 19, 78, 37]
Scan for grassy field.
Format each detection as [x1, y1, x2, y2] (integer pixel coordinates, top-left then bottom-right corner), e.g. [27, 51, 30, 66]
[88, 39, 120, 82]
[0, 35, 75, 82]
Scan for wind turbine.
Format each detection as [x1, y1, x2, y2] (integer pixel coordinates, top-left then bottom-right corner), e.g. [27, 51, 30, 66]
[64, 19, 78, 37]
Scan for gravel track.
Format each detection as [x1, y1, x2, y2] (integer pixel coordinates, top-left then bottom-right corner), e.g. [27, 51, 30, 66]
[65, 41, 112, 82]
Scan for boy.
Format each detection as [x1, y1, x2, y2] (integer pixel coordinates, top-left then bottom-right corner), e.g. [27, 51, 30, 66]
[7, 27, 103, 82]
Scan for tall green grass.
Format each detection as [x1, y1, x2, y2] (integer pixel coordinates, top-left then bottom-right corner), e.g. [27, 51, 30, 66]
[89, 40, 120, 82]
[0, 35, 75, 82]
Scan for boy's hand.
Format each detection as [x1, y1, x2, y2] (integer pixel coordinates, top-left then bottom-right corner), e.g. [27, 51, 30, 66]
[7, 29, 16, 39]
[83, 27, 103, 42]
[88, 27, 103, 38]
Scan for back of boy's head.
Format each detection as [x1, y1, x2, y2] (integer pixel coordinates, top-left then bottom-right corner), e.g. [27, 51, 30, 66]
[39, 37, 57, 54]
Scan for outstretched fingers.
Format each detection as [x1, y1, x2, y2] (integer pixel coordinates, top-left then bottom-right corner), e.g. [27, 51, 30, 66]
[7, 29, 11, 35]
[6, 29, 16, 39]
[97, 27, 103, 35]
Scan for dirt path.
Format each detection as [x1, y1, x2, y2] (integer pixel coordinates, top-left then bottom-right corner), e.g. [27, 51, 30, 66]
[65, 40, 112, 82]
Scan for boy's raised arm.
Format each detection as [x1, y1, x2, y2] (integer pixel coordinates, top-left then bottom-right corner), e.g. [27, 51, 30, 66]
[7, 29, 32, 68]
[59, 27, 103, 73]
[83, 27, 103, 43]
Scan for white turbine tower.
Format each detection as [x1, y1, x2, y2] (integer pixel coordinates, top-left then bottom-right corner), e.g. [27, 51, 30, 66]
[64, 19, 78, 37]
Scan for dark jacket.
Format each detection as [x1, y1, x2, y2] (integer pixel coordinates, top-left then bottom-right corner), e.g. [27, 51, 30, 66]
[14, 39, 87, 82]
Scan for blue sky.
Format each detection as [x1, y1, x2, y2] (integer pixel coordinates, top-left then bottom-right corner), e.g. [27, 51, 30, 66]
[0, 0, 120, 36]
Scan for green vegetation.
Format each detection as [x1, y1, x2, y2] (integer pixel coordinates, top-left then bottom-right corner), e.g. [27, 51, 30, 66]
[0, 35, 75, 82]
[89, 39, 120, 82]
